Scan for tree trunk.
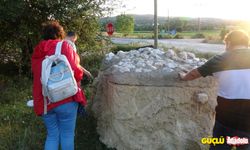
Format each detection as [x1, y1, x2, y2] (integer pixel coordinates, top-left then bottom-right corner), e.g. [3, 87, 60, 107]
[20, 38, 33, 77]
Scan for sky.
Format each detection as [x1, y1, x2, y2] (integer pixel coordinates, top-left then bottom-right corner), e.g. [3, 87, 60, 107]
[112, 0, 250, 20]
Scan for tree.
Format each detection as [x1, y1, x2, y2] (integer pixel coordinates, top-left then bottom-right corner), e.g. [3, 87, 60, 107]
[167, 18, 188, 32]
[115, 14, 134, 36]
[220, 27, 229, 40]
[0, 0, 116, 75]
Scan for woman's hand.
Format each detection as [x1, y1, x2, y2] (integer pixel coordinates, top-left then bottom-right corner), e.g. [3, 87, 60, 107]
[84, 70, 93, 79]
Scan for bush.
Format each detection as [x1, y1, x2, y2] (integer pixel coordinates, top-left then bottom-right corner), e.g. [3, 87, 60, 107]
[191, 33, 205, 39]
[80, 52, 104, 77]
[111, 44, 143, 53]
[194, 52, 216, 59]
[0, 62, 20, 77]
[202, 35, 223, 44]
[0, 75, 32, 104]
[158, 34, 173, 39]
[173, 33, 184, 39]
[220, 28, 230, 40]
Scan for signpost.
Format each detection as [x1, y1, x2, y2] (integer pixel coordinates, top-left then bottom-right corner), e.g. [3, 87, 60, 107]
[154, 0, 158, 48]
[106, 22, 114, 36]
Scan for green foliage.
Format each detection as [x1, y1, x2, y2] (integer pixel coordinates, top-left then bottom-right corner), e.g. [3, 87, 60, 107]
[158, 34, 173, 39]
[0, 103, 46, 150]
[220, 27, 230, 40]
[191, 33, 205, 39]
[159, 18, 189, 32]
[193, 52, 216, 59]
[0, 0, 114, 75]
[0, 75, 32, 104]
[0, 75, 45, 150]
[0, 73, 113, 150]
[173, 33, 184, 39]
[111, 43, 149, 53]
[80, 52, 105, 77]
[0, 48, 112, 149]
[115, 14, 134, 36]
[202, 35, 223, 44]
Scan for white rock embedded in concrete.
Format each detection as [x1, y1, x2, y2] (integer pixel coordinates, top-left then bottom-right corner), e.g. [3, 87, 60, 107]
[103, 48, 208, 74]
[105, 52, 115, 61]
[166, 49, 176, 58]
[197, 93, 209, 104]
[92, 48, 217, 150]
[178, 51, 188, 60]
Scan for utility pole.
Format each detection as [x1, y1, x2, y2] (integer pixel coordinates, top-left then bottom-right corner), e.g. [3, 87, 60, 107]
[167, 9, 170, 33]
[197, 17, 201, 33]
[154, 0, 158, 48]
[197, 2, 202, 33]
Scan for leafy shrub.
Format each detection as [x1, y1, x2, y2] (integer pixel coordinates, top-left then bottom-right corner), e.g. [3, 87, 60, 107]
[158, 34, 173, 39]
[0, 75, 32, 104]
[191, 33, 205, 39]
[220, 28, 230, 40]
[0, 62, 20, 77]
[111, 44, 143, 53]
[173, 33, 184, 39]
[202, 35, 223, 44]
[80, 53, 104, 77]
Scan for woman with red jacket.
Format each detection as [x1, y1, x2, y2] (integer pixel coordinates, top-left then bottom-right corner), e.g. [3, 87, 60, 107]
[31, 21, 86, 150]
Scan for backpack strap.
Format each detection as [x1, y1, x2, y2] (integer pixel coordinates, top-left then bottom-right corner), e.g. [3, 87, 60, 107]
[44, 96, 47, 114]
[43, 41, 63, 115]
[55, 41, 63, 56]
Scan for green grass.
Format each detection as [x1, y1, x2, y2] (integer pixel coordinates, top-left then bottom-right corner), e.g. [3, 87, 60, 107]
[112, 32, 154, 39]
[109, 30, 220, 39]
[0, 66, 113, 150]
[0, 75, 45, 150]
[110, 43, 153, 53]
[179, 30, 220, 38]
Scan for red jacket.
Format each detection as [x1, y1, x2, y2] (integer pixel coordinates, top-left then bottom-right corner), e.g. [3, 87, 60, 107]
[31, 39, 87, 116]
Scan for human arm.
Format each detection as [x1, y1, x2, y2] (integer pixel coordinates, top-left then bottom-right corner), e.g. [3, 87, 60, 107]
[179, 69, 202, 81]
[62, 42, 84, 82]
[179, 54, 224, 81]
[81, 67, 93, 78]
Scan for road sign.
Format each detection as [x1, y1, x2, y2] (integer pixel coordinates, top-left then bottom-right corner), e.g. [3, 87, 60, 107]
[106, 22, 114, 36]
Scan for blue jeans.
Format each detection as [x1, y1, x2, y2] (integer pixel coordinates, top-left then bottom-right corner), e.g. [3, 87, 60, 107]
[42, 101, 78, 150]
[210, 121, 250, 150]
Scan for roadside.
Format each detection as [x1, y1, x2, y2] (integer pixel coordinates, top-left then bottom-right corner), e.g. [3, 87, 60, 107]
[111, 38, 225, 54]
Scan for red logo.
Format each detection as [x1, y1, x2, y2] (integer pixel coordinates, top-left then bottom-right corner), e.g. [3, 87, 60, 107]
[226, 136, 249, 146]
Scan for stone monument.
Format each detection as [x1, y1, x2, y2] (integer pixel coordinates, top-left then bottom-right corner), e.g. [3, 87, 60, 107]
[92, 48, 217, 150]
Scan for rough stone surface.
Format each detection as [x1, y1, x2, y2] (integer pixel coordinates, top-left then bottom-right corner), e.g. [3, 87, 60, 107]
[197, 93, 209, 104]
[92, 48, 217, 150]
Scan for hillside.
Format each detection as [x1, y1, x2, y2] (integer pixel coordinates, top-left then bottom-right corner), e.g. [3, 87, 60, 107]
[100, 14, 240, 31]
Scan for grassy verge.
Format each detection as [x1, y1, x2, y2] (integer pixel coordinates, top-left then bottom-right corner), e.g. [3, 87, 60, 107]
[0, 75, 45, 150]
[0, 70, 112, 150]
[106, 30, 220, 39]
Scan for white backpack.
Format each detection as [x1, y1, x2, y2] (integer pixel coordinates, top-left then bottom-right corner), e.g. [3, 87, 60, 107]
[41, 41, 78, 114]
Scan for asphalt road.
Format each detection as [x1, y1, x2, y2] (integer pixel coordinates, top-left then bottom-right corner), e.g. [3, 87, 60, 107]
[111, 38, 225, 54]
